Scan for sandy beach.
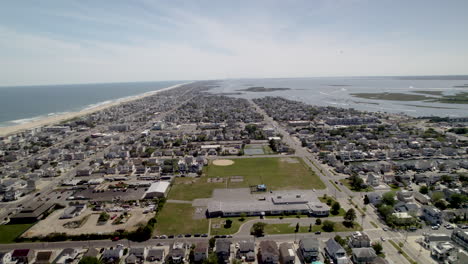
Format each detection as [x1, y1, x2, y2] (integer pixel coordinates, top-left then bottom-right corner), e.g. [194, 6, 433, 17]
[0, 83, 188, 137]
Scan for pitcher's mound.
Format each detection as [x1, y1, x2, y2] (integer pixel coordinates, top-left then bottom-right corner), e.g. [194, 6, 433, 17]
[213, 159, 234, 166]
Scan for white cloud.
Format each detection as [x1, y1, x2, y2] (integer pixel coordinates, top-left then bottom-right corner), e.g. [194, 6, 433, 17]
[0, 3, 467, 86]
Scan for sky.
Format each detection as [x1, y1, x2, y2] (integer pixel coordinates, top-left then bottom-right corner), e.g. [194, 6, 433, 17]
[1, 0, 468, 86]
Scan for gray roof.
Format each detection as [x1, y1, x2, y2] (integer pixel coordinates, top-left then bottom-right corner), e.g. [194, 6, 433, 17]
[238, 241, 255, 252]
[352, 248, 377, 259]
[216, 239, 231, 253]
[325, 238, 345, 255]
[300, 238, 319, 251]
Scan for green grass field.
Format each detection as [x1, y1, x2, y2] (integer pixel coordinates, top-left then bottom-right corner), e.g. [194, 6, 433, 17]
[168, 157, 325, 201]
[155, 203, 208, 235]
[0, 223, 35, 243]
[263, 221, 362, 235]
[210, 217, 256, 235]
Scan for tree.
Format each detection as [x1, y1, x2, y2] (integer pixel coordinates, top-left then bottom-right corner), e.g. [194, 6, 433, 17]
[334, 235, 345, 246]
[419, 185, 428, 195]
[363, 195, 370, 205]
[322, 220, 335, 232]
[377, 204, 394, 219]
[315, 219, 322, 225]
[224, 219, 233, 228]
[449, 193, 468, 209]
[79, 257, 102, 264]
[209, 237, 216, 249]
[344, 208, 357, 223]
[434, 200, 447, 210]
[240, 213, 247, 221]
[431, 192, 444, 202]
[252, 222, 266, 237]
[331, 202, 341, 215]
[295, 223, 299, 233]
[350, 174, 364, 190]
[382, 192, 396, 206]
[203, 253, 219, 264]
[372, 243, 383, 255]
[308, 224, 312, 232]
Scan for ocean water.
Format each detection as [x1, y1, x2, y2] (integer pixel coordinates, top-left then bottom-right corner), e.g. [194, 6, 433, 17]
[0, 81, 183, 127]
[210, 76, 468, 117]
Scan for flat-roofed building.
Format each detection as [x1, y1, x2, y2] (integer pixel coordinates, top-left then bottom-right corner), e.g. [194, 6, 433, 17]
[144, 181, 170, 199]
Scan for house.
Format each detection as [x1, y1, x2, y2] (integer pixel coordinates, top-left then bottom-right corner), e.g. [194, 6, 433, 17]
[278, 243, 295, 264]
[366, 193, 382, 206]
[391, 212, 414, 225]
[54, 248, 79, 264]
[351, 248, 377, 264]
[215, 239, 231, 264]
[101, 247, 124, 263]
[146, 248, 165, 262]
[126, 248, 146, 264]
[366, 173, 382, 187]
[299, 238, 319, 262]
[422, 206, 442, 225]
[11, 249, 34, 264]
[348, 232, 371, 248]
[236, 240, 255, 262]
[83, 248, 99, 258]
[325, 238, 349, 264]
[0, 252, 12, 264]
[35, 251, 54, 264]
[168, 243, 185, 264]
[451, 228, 468, 250]
[430, 242, 458, 263]
[396, 190, 414, 203]
[194, 242, 208, 263]
[259, 241, 279, 264]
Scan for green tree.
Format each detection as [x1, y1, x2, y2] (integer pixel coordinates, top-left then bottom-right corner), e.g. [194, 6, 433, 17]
[295, 223, 299, 233]
[363, 195, 370, 205]
[377, 204, 394, 219]
[431, 192, 444, 202]
[315, 218, 322, 225]
[224, 219, 233, 228]
[322, 220, 335, 232]
[449, 193, 468, 209]
[252, 222, 266, 237]
[203, 253, 219, 264]
[331, 202, 341, 215]
[419, 185, 428, 195]
[382, 192, 396, 206]
[239, 213, 247, 221]
[334, 235, 345, 246]
[308, 224, 312, 232]
[344, 208, 357, 223]
[79, 257, 102, 264]
[372, 243, 383, 255]
[209, 237, 216, 249]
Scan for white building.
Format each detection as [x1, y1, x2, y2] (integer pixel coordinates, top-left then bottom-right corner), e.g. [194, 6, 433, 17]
[144, 181, 170, 199]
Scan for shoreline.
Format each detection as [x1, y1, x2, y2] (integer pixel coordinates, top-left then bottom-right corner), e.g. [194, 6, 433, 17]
[0, 82, 189, 137]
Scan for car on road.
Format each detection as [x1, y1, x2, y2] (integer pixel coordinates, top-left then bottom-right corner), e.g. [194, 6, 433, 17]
[381, 237, 386, 241]
[184, 234, 191, 237]
[383, 227, 388, 231]
[201, 234, 208, 237]
[111, 237, 120, 241]
[315, 231, 321, 235]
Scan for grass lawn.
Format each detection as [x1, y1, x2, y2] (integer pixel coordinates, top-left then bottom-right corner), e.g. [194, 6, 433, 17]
[263, 221, 362, 235]
[318, 196, 346, 217]
[0, 223, 35, 243]
[168, 157, 325, 201]
[262, 145, 275, 154]
[210, 217, 256, 235]
[155, 203, 208, 235]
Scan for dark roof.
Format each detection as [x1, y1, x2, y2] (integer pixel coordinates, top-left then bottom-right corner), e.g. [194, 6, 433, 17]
[36, 251, 52, 262]
[238, 241, 255, 252]
[147, 249, 164, 258]
[352, 248, 377, 259]
[195, 242, 208, 253]
[300, 237, 319, 251]
[84, 248, 99, 257]
[279, 243, 294, 257]
[12, 249, 31, 258]
[216, 239, 231, 253]
[259, 241, 279, 255]
[325, 238, 345, 255]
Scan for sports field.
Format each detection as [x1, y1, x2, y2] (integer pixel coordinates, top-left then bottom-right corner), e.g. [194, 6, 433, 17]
[154, 203, 209, 235]
[0, 223, 35, 243]
[168, 157, 325, 201]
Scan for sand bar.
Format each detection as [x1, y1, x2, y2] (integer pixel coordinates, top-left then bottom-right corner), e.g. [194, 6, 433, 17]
[0, 82, 189, 137]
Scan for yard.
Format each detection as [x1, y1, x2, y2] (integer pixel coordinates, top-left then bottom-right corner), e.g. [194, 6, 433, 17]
[155, 203, 209, 235]
[263, 221, 362, 235]
[0, 223, 35, 243]
[168, 157, 325, 201]
[210, 217, 256, 235]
